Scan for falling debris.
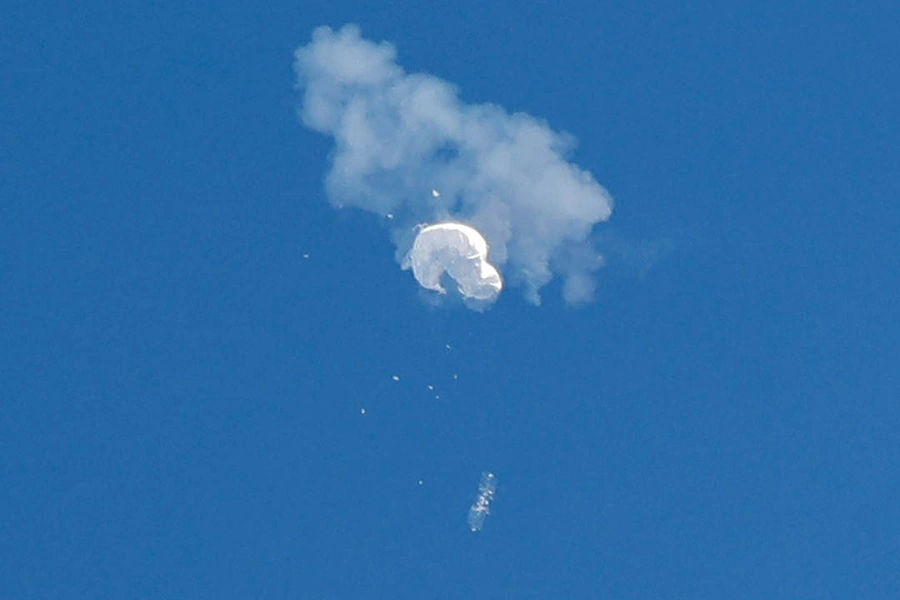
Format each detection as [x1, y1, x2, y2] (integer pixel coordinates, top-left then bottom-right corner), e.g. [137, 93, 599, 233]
[391, 375, 400, 382]
[468, 472, 497, 532]
[418, 480, 424, 486]
[431, 189, 441, 198]
[386, 213, 394, 219]
[445, 344, 452, 350]
[427, 385, 434, 391]
[360, 408, 366, 415]
[452, 374, 458, 380]
[302, 253, 310, 259]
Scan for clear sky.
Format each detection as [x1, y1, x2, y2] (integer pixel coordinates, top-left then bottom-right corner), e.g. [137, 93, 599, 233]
[3, 1, 899, 598]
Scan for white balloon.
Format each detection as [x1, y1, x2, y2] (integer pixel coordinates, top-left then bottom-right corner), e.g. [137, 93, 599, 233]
[405, 223, 502, 301]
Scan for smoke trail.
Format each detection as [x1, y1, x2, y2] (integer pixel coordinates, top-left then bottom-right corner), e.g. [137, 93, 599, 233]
[294, 25, 614, 305]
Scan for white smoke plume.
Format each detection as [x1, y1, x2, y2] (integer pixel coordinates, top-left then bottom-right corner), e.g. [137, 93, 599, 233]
[294, 25, 614, 305]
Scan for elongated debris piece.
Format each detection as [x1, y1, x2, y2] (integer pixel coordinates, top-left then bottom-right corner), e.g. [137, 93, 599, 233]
[468, 472, 496, 532]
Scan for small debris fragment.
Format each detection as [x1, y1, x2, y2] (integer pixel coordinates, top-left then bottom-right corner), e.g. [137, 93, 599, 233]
[392, 375, 400, 382]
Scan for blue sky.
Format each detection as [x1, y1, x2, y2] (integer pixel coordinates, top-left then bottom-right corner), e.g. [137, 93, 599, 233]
[3, 1, 899, 598]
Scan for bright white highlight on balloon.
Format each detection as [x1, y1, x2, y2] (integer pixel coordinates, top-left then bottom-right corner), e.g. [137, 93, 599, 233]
[404, 223, 502, 302]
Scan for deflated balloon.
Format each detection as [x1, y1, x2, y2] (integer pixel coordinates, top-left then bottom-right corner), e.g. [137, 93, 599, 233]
[405, 223, 502, 301]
